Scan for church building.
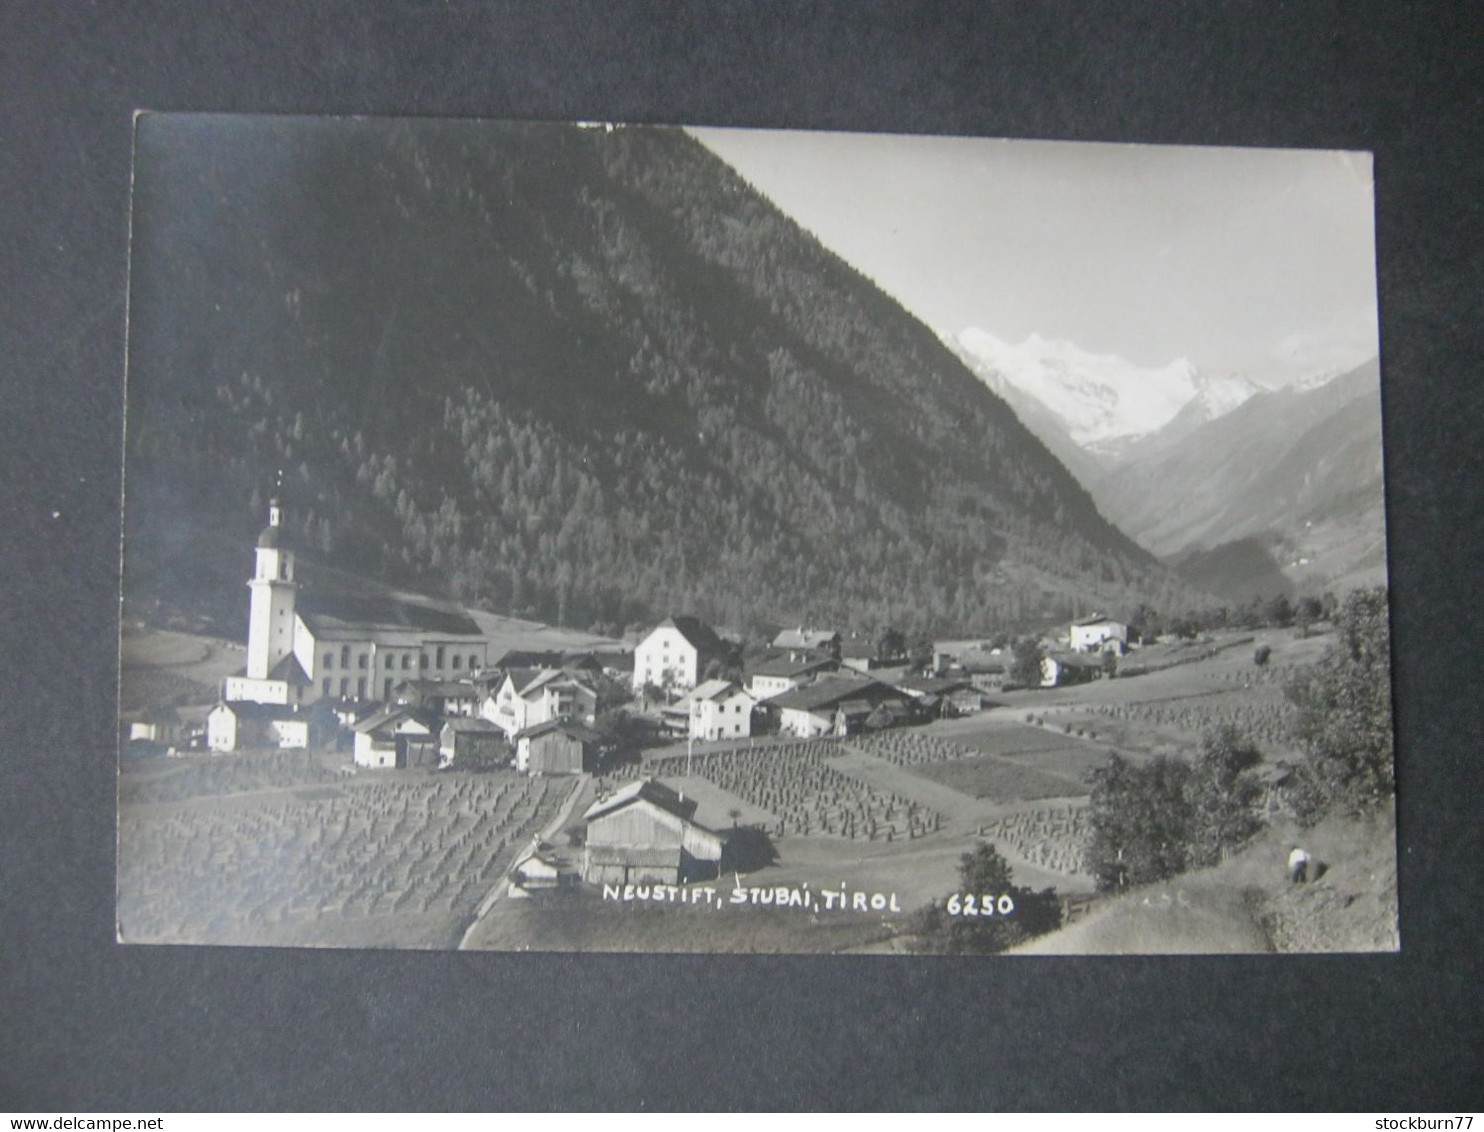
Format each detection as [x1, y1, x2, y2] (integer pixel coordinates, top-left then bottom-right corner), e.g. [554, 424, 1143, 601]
[222, 498, 495, 709]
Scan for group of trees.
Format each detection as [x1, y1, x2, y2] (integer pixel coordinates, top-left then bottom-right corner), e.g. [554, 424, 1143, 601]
[1128, 593, 1336, 643]
[1084, 586, 1394, 892]
[1085, 726, 1265, 890]
[1283, 588, 1394, 822]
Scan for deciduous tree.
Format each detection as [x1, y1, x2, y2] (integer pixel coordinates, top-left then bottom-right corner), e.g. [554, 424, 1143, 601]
[1285, 587, 1394, 822]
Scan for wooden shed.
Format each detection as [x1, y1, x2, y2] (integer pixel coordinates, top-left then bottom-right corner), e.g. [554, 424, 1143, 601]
[581, 779, 725, 886]
[515, 719, 603, 775]
[439, 717, 506, 768]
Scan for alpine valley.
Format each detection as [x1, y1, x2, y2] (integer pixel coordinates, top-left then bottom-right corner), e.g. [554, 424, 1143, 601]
[950, 329, 1386, 604]
[125, 119, 1207, 641]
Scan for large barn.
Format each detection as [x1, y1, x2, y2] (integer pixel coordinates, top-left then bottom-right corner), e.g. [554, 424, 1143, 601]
[581, 780, 726, 886]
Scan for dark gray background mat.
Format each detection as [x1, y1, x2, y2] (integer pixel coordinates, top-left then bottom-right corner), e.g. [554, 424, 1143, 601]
[2, 0, 1481, 1111]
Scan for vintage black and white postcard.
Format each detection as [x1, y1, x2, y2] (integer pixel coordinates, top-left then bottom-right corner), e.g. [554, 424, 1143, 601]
[117, 114, 1396, 954]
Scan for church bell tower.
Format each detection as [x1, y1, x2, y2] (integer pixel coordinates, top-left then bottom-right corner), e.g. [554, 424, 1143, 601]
[245, 496, 298, 680]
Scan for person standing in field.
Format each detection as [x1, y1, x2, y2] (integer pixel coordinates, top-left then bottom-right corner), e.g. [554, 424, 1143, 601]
[1288, 845, 1310, 884]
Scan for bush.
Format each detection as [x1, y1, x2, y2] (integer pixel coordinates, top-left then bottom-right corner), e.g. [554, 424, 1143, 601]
[1254, 644, 1272, 667]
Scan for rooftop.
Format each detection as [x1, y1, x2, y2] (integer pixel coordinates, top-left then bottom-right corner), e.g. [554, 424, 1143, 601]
[650, 615, 726, 656]
[297, 590, 484, 639]
[768, 675, 894, 713]
[583, 778, 701, 824]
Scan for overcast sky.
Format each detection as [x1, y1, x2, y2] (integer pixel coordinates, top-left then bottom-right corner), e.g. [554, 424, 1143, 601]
[691, 127, 1378, 384]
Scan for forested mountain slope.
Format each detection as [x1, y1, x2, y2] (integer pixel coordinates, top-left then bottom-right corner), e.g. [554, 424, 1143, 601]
[125, 118, 1192, 637]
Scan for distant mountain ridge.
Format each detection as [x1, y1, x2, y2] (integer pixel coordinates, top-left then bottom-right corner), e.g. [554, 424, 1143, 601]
[124, 118, 1197, 639]
[1091, 358, 1384, 560]
[950, 328, 1265, 457]
[949, 324, 1385, 600]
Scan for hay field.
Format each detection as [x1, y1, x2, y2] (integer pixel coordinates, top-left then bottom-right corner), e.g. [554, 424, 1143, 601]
[118, 762, 572, 948]
[650, 739, 943, 842]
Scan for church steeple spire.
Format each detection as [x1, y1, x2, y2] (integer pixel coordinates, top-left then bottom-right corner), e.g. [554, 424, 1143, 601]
[246, 482, 298, 681]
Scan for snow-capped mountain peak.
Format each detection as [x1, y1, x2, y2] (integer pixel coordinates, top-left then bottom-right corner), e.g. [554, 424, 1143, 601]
[950, 327, 1261, 449]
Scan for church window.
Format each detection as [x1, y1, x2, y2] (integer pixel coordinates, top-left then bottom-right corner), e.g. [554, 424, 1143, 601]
[340, 645, 350, 667]
[452, 655, 462, 670]
[357, 677, 366, 698]
[322, 678, 331, 696]
[339, 678, 348, 696]
[402, 655, 411, 670]
[420, 652, 429, 670]
[383, 678, 393, 700]
[436, 646, 445, 668]
[358, 654, 367, 669]
[469, 654, 478, 670]
[323, 652, 333, 670]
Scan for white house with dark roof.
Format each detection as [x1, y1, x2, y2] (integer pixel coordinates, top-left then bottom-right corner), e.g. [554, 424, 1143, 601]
[745, 654, 839, 701]
[352, 704, 441, 769]
[768, 675, 906, 738]
[770, 627, 841, 662]
[632, 616, 726, 693]
[480, 668, 598, 740]
[664, 679, 756, 741]
[206, 700, 313, 752]
[1041, 651, 1105, 687]
[1069, 614, 1129, 654]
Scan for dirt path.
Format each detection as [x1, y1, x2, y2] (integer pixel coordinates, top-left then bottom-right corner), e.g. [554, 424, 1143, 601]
[457, 774, 588, 950]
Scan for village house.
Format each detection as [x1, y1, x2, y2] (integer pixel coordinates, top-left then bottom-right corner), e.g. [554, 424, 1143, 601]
[661, 679, 757, 742]
[768, 675, 907, 739]
[206, 700, 316, 752]
[581, 779, 726, 887]
[1040, 651, 1105, 688]
[632, 616, 728, 693]
[745, 654, 839, 701]
[352, 704, 441, 769]
[223, 499, 496, 708]
[438, 716, 506, 768]
[125, 704, 182, 745]
[770, 627, 841, 662]
[392, 678, 483, 718]
[480, 668, 598, 740]
[892, 674, 984, 716]
[514, 718, 604, 775]
[838, 636, 906, 674]
[1069, 614, 1130, 654]
[933, 639, 1009, 691]
[492, 649, 608, 681]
